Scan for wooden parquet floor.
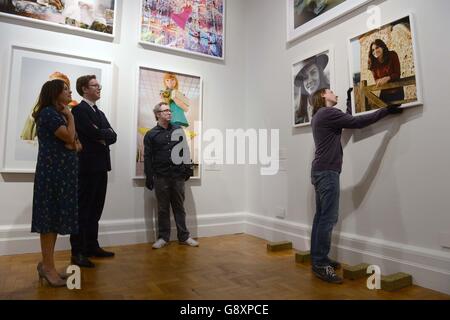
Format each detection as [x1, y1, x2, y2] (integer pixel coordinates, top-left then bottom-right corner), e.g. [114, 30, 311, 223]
[0, 234, 448, 300]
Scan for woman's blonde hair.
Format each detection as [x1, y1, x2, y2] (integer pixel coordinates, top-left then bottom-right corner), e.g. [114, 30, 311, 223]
[163, 73, 179, 90]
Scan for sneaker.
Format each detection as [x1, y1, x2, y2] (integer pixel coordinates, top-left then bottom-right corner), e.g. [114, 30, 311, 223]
[180, 237, 199, 247]
[327, 258, 341, 270]
[312, 265, 343, 284]
[152, 238, 168, 249]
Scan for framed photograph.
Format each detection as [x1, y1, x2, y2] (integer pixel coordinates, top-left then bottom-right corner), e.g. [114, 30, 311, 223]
[0, 0, 116, 38]
[134, 66, 203, 180]
[348, 14, 422, 115]
[139, 0, 225, 60]
[292, 48, 334, 127]
[287, 0, 373, 42]
[0, 44, 113, 173]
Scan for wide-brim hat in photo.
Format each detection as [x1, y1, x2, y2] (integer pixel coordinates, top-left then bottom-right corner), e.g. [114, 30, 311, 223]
[294, 54, 329, 86]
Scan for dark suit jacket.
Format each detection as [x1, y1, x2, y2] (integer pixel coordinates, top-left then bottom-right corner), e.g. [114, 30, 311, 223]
[72, 100, 117, 174]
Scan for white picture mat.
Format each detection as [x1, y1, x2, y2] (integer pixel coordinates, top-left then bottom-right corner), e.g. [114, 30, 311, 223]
[132, 65, 203, 180]
[292, 47, 335, 128]
[0, 0, 117, 39]
[347, 13, 423, 115]
[1, 44, 113, 173]
[138, 0, 225, 60]
[287, 0, 373, 42]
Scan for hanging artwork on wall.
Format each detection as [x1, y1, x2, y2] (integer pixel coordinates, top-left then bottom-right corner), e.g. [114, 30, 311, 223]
[1, 44, 113, 173]
[139, 0, 225, 60]
[292, 48, 334, 127]
[0, 0, 116, 38]
[134, 66, 202, 179]
[286, 0, 373, 42]
[348, 14, 422, 115]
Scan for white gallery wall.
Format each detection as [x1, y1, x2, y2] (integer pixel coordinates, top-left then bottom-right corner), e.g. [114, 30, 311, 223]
[0, 1, 248, 254]
[0, 0, 449, 295]
[244, 0, 450, 294]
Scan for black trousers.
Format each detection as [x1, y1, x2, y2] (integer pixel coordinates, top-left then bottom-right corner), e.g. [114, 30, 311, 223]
[70, 171, 107, 255]
[154, 176, 190, 242]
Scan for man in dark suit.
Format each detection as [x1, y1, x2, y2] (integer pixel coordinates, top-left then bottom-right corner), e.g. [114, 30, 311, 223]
[70, 75, 117, 268]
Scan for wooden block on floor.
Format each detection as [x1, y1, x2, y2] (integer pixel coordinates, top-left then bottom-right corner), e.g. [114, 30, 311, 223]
[267, 241, 292, 252]
[381, 273, 413, 292]
[343, 263, 370, 280]
[295, 251, 310, 263]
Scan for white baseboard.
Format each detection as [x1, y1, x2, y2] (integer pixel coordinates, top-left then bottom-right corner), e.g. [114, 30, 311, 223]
[1, 211, 449, 295]
[0, 212, 246, 256]
[245, 213, 450, 295]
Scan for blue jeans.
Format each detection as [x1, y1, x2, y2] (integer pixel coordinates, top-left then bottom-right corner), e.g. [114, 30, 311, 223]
[310, 170, 340, 267]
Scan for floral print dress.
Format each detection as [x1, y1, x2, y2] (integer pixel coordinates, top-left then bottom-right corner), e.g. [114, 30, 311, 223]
[31, 106, 78, 235]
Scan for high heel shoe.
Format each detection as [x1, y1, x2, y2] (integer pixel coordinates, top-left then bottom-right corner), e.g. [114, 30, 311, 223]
[37, 262, 67, 287]
[38, 262, 69, 279]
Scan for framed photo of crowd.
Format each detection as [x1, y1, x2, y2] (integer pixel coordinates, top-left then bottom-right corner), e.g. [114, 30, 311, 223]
[287, 0, 373, 42]
[139, 0, 225, 60]
[0, 0, 116, 38]
[348, 14, 423, 115]
[292, 48, 334, 127]
[134, 66, 203, 180]
[0, 44, 113, 173]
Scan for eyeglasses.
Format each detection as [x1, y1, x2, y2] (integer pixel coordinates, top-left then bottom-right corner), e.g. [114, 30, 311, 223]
[158, 109, 171, 113]
[89, 84, 102, 90]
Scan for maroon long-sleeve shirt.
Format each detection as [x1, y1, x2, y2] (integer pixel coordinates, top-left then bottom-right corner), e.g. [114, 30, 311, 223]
[370, 51, 402, 95]
[311, 105, 389, 173]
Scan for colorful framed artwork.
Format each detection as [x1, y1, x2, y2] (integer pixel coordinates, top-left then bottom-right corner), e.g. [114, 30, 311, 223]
[0, 44, 113, 173]
[134, 65, 203, 180]
[287, 0, 373, 42]
[292, 48, 334, 127]
[0, 0, 116, 38]
[348, 14, 422, 115]
[139, 0, 225, 60]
